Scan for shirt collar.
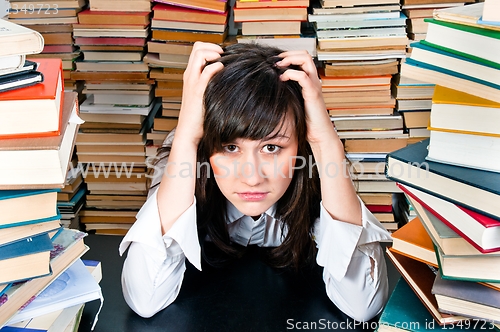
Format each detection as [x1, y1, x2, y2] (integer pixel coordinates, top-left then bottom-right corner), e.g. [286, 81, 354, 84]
[225, 200, 277, 224]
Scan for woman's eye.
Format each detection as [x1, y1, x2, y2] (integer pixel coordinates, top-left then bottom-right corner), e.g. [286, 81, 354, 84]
[223, 145, 238, 152]
[263, 144, 280, 153]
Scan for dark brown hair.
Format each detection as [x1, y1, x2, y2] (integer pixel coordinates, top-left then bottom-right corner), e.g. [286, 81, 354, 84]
[195, 43, 321, 269]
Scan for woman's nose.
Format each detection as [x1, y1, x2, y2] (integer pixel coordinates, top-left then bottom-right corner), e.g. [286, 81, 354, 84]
[238, 152, 265, 186]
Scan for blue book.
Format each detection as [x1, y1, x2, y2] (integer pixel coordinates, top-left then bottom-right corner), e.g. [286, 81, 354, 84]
[0, 189, 59, 229]
[0, 233, 53, 284]
[377, 278, 500, 332]
[385, 139, 500, 221]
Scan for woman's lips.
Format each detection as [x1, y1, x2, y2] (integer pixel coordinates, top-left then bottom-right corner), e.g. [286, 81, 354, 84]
[237, 192, 268, 201]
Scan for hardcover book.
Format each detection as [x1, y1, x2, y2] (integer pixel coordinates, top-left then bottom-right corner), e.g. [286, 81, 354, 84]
[0, 20, 44, 57]
[432, 273, 500, 324]
[0, 58, 63, 138]
[385, 139, 500, 220]
[0, 92, 82, 189]
[0, 233, 53, 284]
[0, 189, 58, 229]
[398, 183, 500, 253]
[390, 216, 438, 266]
[385, 249, 467, 325]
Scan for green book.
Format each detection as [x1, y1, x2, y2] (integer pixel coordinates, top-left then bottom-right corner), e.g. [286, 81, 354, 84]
[377, 278, 500, 332]
[423, 18, 500, 66]
[424, 18, 500, 39]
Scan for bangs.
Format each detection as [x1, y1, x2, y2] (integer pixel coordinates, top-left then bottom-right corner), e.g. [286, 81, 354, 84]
[202, 44, 304, 154]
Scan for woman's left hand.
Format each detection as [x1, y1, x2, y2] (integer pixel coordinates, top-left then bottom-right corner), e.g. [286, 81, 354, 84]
[277, 51, 337, 145]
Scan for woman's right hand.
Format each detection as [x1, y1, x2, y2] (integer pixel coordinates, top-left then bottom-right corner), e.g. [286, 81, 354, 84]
[176, 42, 224, 145]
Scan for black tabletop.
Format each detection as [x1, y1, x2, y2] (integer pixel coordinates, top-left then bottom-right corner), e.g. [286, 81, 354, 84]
[78, 234, 398, 332]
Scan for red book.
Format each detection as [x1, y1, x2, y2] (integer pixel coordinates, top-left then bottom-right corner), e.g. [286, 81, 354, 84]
[366, 204, 393, 213]
[0, 58, 64, 139]
[398, 183, 500, 253]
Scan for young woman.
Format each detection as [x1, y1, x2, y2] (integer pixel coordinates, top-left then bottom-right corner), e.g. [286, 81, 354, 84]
[119, 42, 391, 322]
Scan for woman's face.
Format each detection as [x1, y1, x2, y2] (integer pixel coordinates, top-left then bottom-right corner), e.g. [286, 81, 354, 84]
[209, 115, 299, 217]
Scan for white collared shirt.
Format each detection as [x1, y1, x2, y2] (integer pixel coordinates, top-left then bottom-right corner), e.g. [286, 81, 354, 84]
[120, 187, 392, 321]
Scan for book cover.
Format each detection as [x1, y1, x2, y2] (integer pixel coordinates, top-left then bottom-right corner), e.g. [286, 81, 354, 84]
[376, 278, 499, 332]
[0, 58, 64, 139]
[7, 259, 102, 324]
[385, 139, 500, 221]
[0, 229, 88, 327]
[0, 20, 44, 57]
[385, 249, 467, 325]
[432, 273, 500, 324]
[0, 233, 53, 284]
[398, 183, 500, 253]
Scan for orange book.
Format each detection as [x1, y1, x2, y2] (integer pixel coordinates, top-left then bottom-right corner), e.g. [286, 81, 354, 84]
[390, 216, 438, 267]
[0, 58, 63, 139]
[152, 28, 228, 44]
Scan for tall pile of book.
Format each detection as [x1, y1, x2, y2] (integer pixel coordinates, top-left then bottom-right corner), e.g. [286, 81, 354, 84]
[0, 21, 101, 330]
[380, 4, 500, 328]
[72, 2, 157, 235]
[234, 0, 316, 55]
[392, 0, 474, 144]
[6, 0, 88, 96]
[144, 0, 230, 157]
[307, 0, 409, 232]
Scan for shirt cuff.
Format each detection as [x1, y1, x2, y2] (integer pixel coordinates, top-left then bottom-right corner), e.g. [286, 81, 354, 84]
[314, 197, 392, 282]
[119, 188, 202, 271]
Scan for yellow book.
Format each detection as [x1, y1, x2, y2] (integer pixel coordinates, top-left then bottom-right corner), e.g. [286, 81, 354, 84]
[428, 85, 500, 137]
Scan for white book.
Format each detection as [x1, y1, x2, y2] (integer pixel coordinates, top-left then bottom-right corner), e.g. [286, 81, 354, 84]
[80, 94, 154, 115]
[0, 18, 44, 57]
[7, 259, 103, 325]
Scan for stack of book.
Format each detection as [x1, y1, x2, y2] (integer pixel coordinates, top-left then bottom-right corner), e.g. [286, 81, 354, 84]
[392, 0, 472, 144]
[0, 27, 100, 329]
[7, 0, 88, 94]
[402, 0, 470, 52]
[392, 73, 433, 144]
[383, 35, 500, 330]
[400, 2, 500, 104]
[307, 0, 411, 231]
[145, 0, 230, 158]
[76, 101, 159, 235]
[71, 3, 159, 235]
[0, 20, 44, 94]
[234, 0, 316, 56]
